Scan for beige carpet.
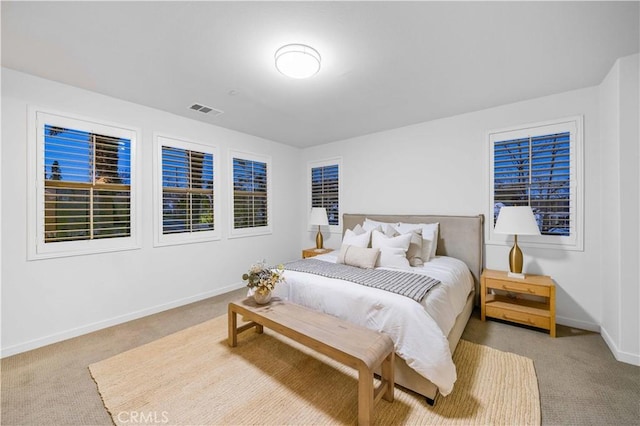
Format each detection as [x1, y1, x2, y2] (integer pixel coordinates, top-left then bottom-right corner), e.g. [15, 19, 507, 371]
[89, 314, 540, 425]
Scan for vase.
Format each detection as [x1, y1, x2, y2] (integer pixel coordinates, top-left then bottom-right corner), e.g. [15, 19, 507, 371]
[253, 289, 272, 305]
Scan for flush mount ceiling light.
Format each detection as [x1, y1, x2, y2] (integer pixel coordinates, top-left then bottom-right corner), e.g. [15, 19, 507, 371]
[275, 44, 321, 79]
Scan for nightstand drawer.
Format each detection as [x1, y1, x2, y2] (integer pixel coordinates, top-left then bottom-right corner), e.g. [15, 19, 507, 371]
[486, 305, 550, 329]
[485, 278, 550, 297]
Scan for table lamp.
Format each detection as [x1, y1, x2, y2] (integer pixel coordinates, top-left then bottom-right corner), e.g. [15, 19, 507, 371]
[494, 206, 541, 279]
[309, 207, 329, 249]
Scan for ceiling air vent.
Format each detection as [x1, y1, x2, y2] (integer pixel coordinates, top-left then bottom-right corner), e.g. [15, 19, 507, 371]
[189, 103, 224, 117]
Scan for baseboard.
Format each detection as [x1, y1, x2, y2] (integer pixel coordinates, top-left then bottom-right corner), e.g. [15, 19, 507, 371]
[556, 315, 600, 332]
[1, 282, 246, 358]
[601, 326, 640, 366]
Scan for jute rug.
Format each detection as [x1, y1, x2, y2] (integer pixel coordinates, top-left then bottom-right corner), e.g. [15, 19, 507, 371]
[89, 314, 540, 425]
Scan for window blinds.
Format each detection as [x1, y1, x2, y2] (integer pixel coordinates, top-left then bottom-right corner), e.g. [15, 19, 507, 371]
[232, 157, 268, 229]
[493, 132, 571, 236]
[43, 125, 131, 242]
[311, 164, 339, 226]
[161, 146, 214, 234]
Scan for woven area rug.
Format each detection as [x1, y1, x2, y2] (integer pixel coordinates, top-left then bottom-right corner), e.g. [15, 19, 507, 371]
[89, 314, 540, 425]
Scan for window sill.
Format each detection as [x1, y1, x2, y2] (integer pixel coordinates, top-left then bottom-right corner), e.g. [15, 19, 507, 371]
[486, 238, 584, 252]
[154, 234, 221, 247]
[28, 242, 141, 261]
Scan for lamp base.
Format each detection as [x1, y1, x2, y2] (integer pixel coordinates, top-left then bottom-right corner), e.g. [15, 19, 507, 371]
[507, 272, 526, 279]
[508, 235, 524, 276]
[315, 226, 324, 249]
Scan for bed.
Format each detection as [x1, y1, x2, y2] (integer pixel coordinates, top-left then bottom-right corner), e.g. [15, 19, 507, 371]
[273, 213, 484, 404]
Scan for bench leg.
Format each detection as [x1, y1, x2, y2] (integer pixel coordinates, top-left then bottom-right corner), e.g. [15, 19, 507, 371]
[228, 306, 238, 347]
[381, 351, 394, 402]
[229, 305, 265, 348]
[357, 369, 374, 426]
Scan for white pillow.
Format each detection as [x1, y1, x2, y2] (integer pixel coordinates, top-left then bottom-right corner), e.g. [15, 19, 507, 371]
[396, 222, 439, 261]
[342, 228, 371, 248]
[362, 218, 396, 232]
[371, 230, 412, 269]
[337, 245, 380, 269]
[382, 224, 398, 237]
[381, 226, 423, 266]
[351, 223, 366, 235]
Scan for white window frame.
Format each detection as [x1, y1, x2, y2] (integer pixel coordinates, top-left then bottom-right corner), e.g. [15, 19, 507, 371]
[153, 134, 220, 247]
[307, 158, 342, 234]
[487, 116, 584, 251]
[27, 107, 141, 259]
[228, 150, 272, 238]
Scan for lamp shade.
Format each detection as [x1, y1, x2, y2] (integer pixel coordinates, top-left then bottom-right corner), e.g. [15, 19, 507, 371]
[494, 206, 541, 236]
[309, 207, 329, 226]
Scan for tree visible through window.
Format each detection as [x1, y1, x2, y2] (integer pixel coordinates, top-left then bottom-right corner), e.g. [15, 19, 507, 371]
[44, 125, 131, 242]
[232, 157, 268, 229]
[161, 146, 214, 234]
[311, 163, 339, 226]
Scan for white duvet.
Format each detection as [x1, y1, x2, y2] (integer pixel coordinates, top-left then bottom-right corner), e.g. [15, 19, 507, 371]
[271, 253, 474, 396]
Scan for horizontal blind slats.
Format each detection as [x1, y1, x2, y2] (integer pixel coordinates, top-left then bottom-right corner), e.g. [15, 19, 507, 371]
[493, 131, 572, 237]
[311, 164, 339, 225]
[232, 157, 269, 230]
[44, 123, 132, 244]
[161, 145, 215, 235]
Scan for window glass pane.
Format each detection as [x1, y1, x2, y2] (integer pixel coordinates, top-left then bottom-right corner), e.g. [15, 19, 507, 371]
[44, 126, 92, 183]
[95, 135, 130, 185]
[44, 188, 90, 242]
[43, 124, 132, 243]
[530, 133, 571, 236]
[192, 193, 214, 231]
[493, 132, 570, 237]
[162, 192, 189, 234]
[311, 164, 339, 225]
[233, 157, 268, 229]
[93, 189, 131, 239]
[161, 145, 214, 235]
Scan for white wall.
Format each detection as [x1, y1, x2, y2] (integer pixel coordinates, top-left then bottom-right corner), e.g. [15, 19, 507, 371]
[599, 59, 621, 353]
[617, 55, 639, 363]
[1, 69, 303, 356]
[599, 54, 640, 365]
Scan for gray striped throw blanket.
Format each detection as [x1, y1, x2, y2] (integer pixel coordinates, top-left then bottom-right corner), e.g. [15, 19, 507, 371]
[283, 258, 440, 302]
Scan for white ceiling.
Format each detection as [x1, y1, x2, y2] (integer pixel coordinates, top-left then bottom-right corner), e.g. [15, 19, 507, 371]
[2, 2, 638, 148]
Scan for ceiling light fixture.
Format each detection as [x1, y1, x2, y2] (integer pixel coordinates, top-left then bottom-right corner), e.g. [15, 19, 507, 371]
[275, 44, 321, 79]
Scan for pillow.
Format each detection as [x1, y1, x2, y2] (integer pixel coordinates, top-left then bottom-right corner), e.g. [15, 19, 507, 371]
[381, 226, 423, 266]
[342, 228, 371, 248]
[396, 222, 439, 261]
[371, 230, 412, 269]
[362, 218, 396, 232]
[383, 224, 399, 237]
[405, 229, 424, 266]
[337, 245, 380, 269]
[351, 223, 366, 235]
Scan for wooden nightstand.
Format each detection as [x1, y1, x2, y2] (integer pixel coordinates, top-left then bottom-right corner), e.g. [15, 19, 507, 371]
[302, 248, 334, 259]
[481, 269, 556, 337]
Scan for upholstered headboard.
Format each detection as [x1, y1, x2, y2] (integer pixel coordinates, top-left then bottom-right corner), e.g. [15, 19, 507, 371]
[343, 214, 484, 299]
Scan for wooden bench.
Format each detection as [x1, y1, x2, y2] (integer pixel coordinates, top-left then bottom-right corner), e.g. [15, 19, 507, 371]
[228, 298, 395, 426]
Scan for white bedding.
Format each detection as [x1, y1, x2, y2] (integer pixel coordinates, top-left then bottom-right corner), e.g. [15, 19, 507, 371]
[271, 253, 474, 396]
